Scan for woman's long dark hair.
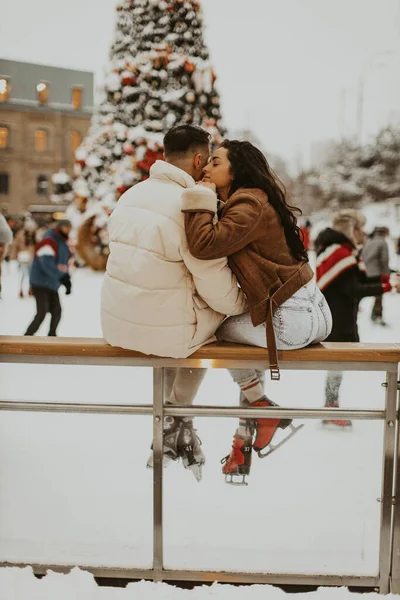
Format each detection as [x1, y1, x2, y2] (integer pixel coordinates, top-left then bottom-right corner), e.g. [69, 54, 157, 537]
[220, 140, 308, 263]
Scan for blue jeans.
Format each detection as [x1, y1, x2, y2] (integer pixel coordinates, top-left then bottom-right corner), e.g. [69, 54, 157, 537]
[217, 279, 332, 395]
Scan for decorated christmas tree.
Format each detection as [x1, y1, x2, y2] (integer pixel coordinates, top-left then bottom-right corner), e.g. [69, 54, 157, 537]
[51, 169, 73, 205]
[74, 0, 225, 204]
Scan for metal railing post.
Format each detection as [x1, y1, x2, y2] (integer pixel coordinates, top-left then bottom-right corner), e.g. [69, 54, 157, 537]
[390, 374, 400, 594]
[379, 371, 398, 593]
[153, 367, 164, 580]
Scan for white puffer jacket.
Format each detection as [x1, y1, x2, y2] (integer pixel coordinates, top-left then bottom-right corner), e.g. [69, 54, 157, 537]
[101, 161, 247, 358]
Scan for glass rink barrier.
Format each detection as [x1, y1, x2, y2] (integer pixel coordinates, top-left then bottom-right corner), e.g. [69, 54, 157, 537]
[0, 336, 399, 593]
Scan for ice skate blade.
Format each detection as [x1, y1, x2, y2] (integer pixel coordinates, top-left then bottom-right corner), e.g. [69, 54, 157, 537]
[187, 463, 203, 482]
[146, 454, 176, 469]
[257, 423, 304, 459]
[224, 473, 248, 486]
[321, 420, 353, 432]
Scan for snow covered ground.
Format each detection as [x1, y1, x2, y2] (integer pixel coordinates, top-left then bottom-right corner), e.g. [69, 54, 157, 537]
[0, 565, 391, 600]
[0, 263, 400, 598]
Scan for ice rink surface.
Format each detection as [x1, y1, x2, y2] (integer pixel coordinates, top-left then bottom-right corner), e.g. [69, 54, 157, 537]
[0, 263, 399, 596]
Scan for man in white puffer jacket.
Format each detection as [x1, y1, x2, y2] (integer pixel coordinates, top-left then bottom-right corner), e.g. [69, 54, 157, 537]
[101, 125, 247, 480]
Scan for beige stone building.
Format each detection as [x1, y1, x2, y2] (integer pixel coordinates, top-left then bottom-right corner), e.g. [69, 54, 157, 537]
[0, 59, 93, 215]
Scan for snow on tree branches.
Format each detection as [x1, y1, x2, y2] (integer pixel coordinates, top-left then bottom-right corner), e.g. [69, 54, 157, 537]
[298, 126, 400, 209]
[74, 0, 225, 204]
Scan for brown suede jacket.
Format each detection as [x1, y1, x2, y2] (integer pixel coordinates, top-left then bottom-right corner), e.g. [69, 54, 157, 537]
[182, 186, 314, 379]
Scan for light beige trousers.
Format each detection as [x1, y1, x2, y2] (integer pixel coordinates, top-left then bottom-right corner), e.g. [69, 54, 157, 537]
[163, 368, 207, 406]
[163, 368, 266, 406]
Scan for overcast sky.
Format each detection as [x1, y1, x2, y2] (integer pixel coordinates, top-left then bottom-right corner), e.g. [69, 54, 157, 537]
[1, 0, 399, 168]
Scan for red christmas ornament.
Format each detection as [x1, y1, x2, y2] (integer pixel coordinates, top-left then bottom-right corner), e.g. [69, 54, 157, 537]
[123, 144, 135, 155]
[184, 60, 195, 73]
[167, 0, 183, 11]
[153, 56, 162, 69]
[122, 74, 136, 86]
[137, 148, 163, 174]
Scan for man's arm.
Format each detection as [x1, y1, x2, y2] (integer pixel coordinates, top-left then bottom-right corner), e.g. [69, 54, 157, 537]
[181, 240, 247, 316]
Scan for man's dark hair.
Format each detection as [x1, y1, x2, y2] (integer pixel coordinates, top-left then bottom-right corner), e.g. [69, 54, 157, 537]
[163, 125, 210, 157]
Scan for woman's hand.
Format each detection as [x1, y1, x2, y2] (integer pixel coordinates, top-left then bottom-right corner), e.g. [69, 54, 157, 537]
[197, 181, 217, 193]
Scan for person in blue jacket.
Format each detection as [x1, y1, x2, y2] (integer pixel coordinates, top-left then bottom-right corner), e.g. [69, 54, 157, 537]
[25, 218, 72, 336]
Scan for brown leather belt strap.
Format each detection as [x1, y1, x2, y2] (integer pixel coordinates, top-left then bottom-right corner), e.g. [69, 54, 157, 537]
[265, 262, 312, 381]
[265, 296, 280, 381]
[272, 261, 311, 307]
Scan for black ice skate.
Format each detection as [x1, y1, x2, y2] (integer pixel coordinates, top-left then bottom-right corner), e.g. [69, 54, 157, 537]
[146, 415, 182, 469]
[147, 416, 205, 481]
[371, 316, 388, 327]
[177, 419, 205, 482]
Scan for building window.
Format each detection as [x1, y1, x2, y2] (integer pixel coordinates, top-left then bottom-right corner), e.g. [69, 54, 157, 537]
[0, 173, 9, 195]
[36, 82, 49, 105]
[70, 130, 82, 153]
[35, 129, 48, 152]
[72, 87, 83, 110]
[0, 78, 10, 103]
[0, 126, 9, 148]
[37, 175, 49, 196]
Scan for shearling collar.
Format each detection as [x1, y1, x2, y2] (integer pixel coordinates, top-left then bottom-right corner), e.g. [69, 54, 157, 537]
[150, 160, 195, 189]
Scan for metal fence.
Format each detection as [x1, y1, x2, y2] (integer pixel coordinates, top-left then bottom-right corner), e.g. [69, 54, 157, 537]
[0, 341, 399, 593]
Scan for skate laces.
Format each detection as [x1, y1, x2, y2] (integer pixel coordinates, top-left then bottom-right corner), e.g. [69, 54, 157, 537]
[180, 423, 202, 446]
[220, 435, 237, 465]
[179, 423, 204, 466]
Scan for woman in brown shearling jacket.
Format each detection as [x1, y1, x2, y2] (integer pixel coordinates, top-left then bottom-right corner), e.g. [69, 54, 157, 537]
[182, 140, 332, 485]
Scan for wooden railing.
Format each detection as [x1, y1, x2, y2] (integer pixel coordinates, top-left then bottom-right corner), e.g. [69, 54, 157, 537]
[0, 336, 399, 593]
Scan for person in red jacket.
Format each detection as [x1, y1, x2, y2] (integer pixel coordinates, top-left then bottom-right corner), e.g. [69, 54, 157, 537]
[24, 218, 72, 337]
[300, 220, 312, 251]
[315, 210, 400, 429]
